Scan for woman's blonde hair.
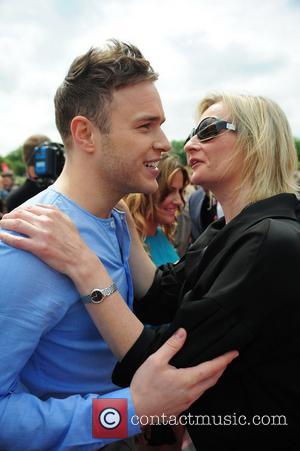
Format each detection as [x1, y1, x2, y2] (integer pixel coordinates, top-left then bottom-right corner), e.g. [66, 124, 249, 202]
[197, 93, 298, 204]
[125, 153, 189, 241]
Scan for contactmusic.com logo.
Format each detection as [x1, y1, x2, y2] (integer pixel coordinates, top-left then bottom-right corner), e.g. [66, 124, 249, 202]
[92, 399, 128, 438]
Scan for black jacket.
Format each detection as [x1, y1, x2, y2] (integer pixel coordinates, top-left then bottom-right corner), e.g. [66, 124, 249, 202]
[6, 178, 45, 212]
[113, 194, 300, 450]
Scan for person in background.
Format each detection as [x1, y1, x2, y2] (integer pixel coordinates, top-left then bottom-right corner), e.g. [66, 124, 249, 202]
[174, 183, 222, 254]
[125, 153, 189, 266]
[0, 170, 18, 215]
[188, 187, 223, 242]
[173, 181, 196, 258]
[6, 134, 50, 212]
[0, 171, 15, 196]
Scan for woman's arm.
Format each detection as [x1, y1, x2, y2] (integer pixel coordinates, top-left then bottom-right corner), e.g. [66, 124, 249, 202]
[116, 200, 156, 299]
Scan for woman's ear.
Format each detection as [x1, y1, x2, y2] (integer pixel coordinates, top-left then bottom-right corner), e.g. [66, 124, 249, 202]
[70, 116, 96, 153]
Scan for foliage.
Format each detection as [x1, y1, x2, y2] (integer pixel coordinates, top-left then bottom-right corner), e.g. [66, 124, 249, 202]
[1, 146, 26, 176]
[170, 140, 187, 166]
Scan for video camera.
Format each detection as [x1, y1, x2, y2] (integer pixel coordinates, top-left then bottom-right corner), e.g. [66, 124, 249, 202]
[34, 142, 65, 186]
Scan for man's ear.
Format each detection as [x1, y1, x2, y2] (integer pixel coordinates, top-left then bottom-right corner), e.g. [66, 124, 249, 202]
[70, 116, 96, 153]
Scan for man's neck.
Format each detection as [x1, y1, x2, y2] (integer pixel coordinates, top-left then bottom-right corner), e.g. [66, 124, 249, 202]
[53, 167, 122, 218]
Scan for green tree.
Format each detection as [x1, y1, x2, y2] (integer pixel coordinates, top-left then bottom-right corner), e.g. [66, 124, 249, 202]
[170, 140, 187, 166]
[1, 146, 26, 176]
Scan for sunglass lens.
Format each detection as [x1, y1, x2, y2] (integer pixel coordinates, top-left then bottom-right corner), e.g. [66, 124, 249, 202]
[196, 117, 218, 141]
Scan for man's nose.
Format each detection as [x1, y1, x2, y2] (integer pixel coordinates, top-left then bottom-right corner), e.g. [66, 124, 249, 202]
[153, 130, 171, 153]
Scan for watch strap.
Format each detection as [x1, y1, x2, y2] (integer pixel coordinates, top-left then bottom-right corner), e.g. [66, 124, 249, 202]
[80, 282, 118, 304]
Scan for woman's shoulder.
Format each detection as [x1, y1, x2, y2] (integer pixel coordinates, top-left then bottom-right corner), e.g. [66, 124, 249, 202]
[262, 216, 300, 249]
[246, 214, 300, 240]
[241, 216, 300, 267]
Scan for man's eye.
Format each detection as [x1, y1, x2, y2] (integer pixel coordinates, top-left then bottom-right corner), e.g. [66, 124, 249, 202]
[139, 123, 151, 129]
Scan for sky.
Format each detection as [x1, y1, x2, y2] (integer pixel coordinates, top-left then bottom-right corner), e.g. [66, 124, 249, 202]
[0, 0, 300, 156]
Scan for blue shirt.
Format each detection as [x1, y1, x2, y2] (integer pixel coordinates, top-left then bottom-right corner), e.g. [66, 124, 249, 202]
[145, 228, 179, 267]
[0, 187, 140, 450]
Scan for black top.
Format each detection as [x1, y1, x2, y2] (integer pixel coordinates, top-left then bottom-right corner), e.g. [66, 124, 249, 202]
[6, 178, 45, 212]
[113, 194, 300, 450]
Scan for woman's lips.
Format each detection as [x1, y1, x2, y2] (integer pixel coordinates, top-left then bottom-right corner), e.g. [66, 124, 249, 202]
[190, 159, 203, 169]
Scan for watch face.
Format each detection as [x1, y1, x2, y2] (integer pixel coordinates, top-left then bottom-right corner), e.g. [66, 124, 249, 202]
[91, 289, 104, 304]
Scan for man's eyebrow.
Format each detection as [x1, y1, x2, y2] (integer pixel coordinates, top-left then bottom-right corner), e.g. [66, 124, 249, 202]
[134, 115, 166, 125]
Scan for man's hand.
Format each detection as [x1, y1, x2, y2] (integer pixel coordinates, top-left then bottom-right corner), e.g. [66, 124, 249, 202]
[130, 328, 238, 419]
[0, 205, 98, 281]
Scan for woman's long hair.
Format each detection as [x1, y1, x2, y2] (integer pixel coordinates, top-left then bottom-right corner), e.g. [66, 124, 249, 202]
[125, 153, 189, 242]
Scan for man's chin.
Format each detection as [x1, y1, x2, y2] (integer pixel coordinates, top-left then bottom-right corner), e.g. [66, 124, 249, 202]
[140, 180, 159, 195]
[125, 180, 158, 196]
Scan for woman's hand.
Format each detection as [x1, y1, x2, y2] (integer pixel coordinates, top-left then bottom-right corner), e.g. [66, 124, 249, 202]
[0, 205, 98, 282]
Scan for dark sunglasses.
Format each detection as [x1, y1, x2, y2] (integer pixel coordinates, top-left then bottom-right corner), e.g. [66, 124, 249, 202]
[184, 116, 237, 145]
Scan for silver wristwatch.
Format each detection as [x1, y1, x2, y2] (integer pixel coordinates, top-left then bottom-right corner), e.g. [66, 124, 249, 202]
[80, 282, 118, 304]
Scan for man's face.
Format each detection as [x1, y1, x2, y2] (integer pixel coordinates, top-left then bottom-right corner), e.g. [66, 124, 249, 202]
[2, 175, 13, 190]
[99, 81, 171, 197]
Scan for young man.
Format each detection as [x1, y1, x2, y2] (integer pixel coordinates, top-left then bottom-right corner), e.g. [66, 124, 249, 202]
[0, 41, 237, 450]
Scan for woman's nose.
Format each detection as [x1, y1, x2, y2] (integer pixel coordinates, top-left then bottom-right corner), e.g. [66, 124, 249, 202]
[184, 134, 200, 155]
[172, 191, 184, 207]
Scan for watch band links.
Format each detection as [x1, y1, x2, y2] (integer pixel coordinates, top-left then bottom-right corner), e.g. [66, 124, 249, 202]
[80, 282, 118, 304]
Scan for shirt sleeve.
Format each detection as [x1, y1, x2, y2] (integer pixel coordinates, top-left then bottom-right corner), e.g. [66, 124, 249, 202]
[0, 388, 140, 450]
[113, 219, 300, 386]
[0, 244, 140, 450]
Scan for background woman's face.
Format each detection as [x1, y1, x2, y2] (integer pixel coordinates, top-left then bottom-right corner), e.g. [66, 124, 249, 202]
[184, 102, 241, 191]
[154, 170, 185, 226]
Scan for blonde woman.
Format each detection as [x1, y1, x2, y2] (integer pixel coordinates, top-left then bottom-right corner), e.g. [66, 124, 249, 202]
[2, 93, 299, 449]
[125, 154, 189, 266]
